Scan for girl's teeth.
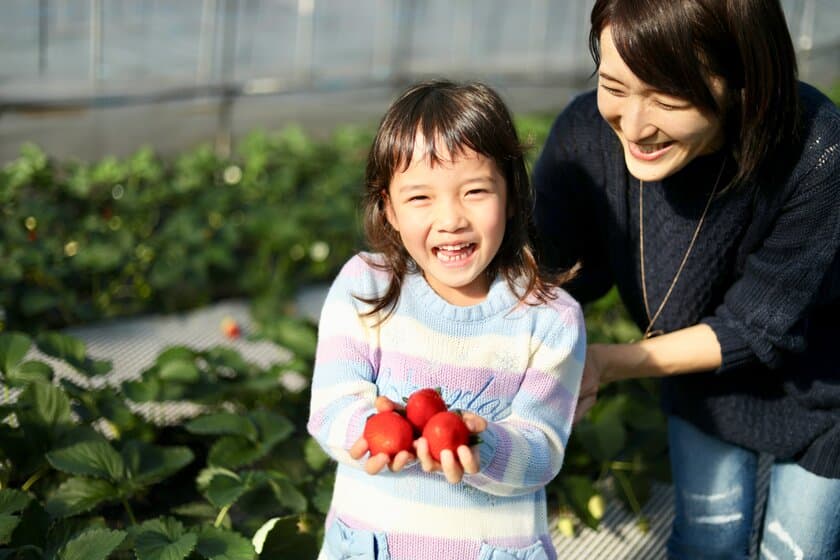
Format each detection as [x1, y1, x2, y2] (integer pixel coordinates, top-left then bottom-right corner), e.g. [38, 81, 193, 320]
[435, 243, 474, 262]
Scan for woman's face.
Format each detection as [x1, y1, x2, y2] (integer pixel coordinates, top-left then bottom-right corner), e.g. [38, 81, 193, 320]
[596, 26, 727, 182]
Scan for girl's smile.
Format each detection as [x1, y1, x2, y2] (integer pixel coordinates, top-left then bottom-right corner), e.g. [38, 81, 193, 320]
[385, 132, 508, 306]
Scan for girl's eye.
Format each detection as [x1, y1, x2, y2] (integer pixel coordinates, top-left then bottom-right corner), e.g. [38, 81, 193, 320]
[407, 195, 428, 203]
[466, 189, 488, 196]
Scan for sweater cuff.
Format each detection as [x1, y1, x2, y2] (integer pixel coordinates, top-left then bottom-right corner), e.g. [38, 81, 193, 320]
[702, 317, 757, 374]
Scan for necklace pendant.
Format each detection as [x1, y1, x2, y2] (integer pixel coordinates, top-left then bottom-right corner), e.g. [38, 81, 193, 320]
[643, 329, 665, 339]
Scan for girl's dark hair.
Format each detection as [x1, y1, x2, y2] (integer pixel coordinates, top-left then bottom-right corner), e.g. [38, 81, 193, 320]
[589, 0, 801, 188]
[360, 79, 575, 320]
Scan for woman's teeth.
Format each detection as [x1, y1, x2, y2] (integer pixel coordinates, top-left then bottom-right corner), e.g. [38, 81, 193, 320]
[637, 142, 670, 153]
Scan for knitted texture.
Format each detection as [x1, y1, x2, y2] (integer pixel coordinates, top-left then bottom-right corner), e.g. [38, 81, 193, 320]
[308, 254, 585, 560]
[533, 82, 840, 477]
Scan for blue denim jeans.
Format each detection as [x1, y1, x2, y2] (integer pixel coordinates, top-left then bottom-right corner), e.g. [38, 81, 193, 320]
[667, 415, 840, 559]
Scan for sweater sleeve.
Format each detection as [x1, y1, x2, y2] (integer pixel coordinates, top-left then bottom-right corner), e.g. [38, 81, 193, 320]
[702, 119, 840, 372]
[307, 256, 380, 466]
[532, 92, 614, 304]
[463, 297, 586, 496]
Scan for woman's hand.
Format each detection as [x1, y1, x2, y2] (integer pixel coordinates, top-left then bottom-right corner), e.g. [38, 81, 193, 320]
[349, 396, 415, 475]
[414, 412, 487, 484]
[574, 344, 606, 423]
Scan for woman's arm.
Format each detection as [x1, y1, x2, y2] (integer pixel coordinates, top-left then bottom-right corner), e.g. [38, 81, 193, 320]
[575, 324, 721, 422]
[598, 323, 721, 382]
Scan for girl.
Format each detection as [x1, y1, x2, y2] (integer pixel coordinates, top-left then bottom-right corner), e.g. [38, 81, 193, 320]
[307, 80, 585, 560]
[534, 0, 840, 557]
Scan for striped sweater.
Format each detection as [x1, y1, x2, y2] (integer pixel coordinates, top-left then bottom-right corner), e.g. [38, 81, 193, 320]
[307, 253, 586, 560]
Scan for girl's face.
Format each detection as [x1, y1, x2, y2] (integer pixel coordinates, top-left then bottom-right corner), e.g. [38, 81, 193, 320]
[385, 133, 508, 306]
[597, 26, 727, 182]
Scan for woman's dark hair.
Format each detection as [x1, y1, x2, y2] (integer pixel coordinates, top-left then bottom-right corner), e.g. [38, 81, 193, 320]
[589, 0, 801, 188]
[360, 79, 574, 320]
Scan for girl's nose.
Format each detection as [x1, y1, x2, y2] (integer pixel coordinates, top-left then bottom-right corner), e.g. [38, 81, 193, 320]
[435, 201, 468, 232]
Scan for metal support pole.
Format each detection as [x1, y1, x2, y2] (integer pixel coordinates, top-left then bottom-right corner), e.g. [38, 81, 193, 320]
[797, 0, 816, 80]
[294, 0, 315, 86]
[197, 0, 217, 82]
[89, 0, 104, 84]
[215, 0, 239, 159]
[38, 0, 49, 75]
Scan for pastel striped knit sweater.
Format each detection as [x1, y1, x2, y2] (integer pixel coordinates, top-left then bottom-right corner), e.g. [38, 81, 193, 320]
[307, 253, 585, 560]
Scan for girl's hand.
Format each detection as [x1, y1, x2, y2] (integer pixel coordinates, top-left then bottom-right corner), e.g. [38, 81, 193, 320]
[348, 395, 415, 475]
[414, 412, 487, 484]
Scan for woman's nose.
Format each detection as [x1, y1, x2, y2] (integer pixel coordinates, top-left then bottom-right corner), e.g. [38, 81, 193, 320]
[620, 98, 657, 142]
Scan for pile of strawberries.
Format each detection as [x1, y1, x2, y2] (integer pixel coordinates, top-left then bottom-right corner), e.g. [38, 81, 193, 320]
[363, 388, 471, 461]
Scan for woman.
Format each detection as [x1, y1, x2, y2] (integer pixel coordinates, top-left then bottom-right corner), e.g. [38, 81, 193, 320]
[533, 0, 840, 558]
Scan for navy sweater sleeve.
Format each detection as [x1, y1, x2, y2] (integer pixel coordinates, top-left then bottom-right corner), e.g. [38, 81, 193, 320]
[702, 92, 840, 373]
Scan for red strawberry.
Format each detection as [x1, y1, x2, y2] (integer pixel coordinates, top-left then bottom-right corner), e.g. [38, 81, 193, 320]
[405, 388, 447, 433]
[363, 410, 414, 458]
[220, 317, 241, 339]
[422, 411, 470, 462]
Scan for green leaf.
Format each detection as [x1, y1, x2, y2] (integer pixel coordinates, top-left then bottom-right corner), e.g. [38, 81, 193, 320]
[0, 333, 32, 377]
[34, 333, 86, 366]
[58, 528, 125, 560]
[257, 317, 316, 360]
[249, 410, 294, 448]
[121, 440, 194, 487]
[158, 361, 199, 383]
[134, 518, 197, 560]
[195, 526, 255, 560]
[16, 382, 73, 447]
[254, 515, 318, 559]
[572, 407, 627, 462]
[0, 514, 21, 545]
[43, 517, 106, 559]
[311, 471, 335, 515]
[303, 437, 330, 472]
[207, 437, 261, 470]
[264, 472, 307, 514]
[0, 489, 32, 545]
[185, 414, 258, 443]
[46, 440, 125, 481]
[0, 491, 32, 517]
[122, 377, 161, 402]
[198, 470, 251, 509]
[45, 478, 119, 518]
[12, 361, 54, 385]
[155, 347, 197, 367]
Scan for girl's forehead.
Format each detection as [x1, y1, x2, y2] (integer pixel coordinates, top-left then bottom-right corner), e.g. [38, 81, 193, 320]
[402, 130, 479, 167]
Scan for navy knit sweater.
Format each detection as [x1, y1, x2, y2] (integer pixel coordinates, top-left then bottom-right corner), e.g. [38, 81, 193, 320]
[533, 83, 840, 478]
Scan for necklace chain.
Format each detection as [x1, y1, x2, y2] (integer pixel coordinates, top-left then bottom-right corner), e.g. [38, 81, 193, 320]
[639, 161, 726, 339]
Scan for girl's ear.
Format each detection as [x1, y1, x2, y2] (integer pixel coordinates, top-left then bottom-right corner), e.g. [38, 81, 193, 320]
[383, 190, 399, 232]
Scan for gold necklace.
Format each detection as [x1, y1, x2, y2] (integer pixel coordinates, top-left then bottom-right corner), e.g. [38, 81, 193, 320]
[639, 161, 726, 339]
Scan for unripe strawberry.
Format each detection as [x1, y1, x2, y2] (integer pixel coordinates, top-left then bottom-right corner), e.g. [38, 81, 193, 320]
[363, 410, 414, 458]
[422, 410, 470, 462]
[405, 388, 447, 433]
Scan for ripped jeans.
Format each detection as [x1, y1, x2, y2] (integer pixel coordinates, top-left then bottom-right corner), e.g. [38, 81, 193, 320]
[667, 416, 840, 560]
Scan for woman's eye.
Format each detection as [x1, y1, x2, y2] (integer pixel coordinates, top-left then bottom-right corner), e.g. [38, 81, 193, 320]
[408, 195, 428, 202]
[466, 189, 487, 196]
[600, 84, 624, 96]
[654, 98, 689, 111]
